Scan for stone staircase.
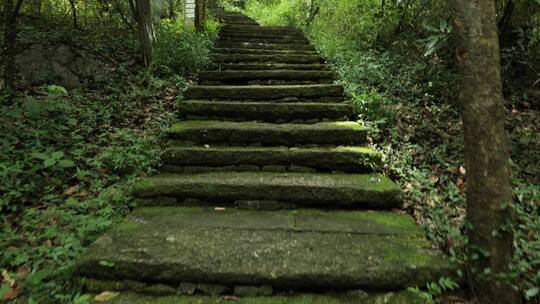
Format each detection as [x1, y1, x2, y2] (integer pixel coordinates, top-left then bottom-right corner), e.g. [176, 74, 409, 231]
[75, 11, 458, 303]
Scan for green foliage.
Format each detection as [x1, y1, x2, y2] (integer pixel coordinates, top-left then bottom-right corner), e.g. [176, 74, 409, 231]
[408, 277, 460, 303]
[0, 69, 178, 302]
[154, 18, 219, 76]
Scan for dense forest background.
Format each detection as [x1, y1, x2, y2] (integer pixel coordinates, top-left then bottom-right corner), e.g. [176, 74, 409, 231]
[0, 0, 539, 303]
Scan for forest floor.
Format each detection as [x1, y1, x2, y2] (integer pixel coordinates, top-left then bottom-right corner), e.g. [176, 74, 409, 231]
[0, 13, 539, 304]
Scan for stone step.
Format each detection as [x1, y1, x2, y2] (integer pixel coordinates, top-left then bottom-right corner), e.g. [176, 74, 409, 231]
[177, 101, 351, 122]
[218, 16, 255, 22]
[130, 171, 401, 206]
[185, 84, 342, 101]
[161, 146, 380, 173]
[199, 70, 334, 83]
[223, 21, 260, 27]
[214, 53, 322, 64]
[217, 42, 315, 51]
[76, 207, 457, 294]
[219, 37, 310, 45]
[215, 48, 316, 56]
[220, 32, 307, 41]
[84, 292, 425, 304]
[220, 29, 305, 38]
[167, 120, 366, 146]
[215, 63, 328, 71]
[221, 25, 300, 33]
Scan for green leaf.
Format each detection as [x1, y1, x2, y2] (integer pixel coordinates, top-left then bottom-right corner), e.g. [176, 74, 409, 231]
[51, 151, 64, 159]
[31, 152, 48, 160]
[0, 283, 10, 299]
[58, 159, 75, 168]
[24, 97, 46, 118]
[43, 158, 57, 167]
[99, 260, 115, 268]
[525, 287, 539, 299]
[46, 84, 68, 96]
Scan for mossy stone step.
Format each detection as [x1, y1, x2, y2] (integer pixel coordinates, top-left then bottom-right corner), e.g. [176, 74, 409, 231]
[214, 53, 322, 64]
[167, 120, 366, 146]
[198, 70, 333, 82]
[177, 101, 351, 122]
[130, 172, 400, 208]
[219, 37, 310, 45]
[215, 63, 328, 71]
[220, 29, 305, 38]
[185, 84, 341, 100]
[221, 24, 299, 31]
[223, 21, 260, 27]
[88, 292, 425, 304]
[76, 207, 457, 292]
[162, 146, 380, 172]
[217, 42, 315, 51]
[215, 48, 317, 55]
[220, 32, 307, 40]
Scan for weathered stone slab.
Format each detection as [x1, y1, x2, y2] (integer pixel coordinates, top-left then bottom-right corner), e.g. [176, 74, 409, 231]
[76, 208, 457, 291]
[198, 70, 332, 81]
[214, 48, 317, 56]
[220, 32, 307, 40]
[217, 42, 315, 51]
[167, 121, 366, 146]
[215, 63, 327, 70]
[214, 53, 322, 64]
[130, 172, 400, 208]
[185, 84, 342, 100]
[162, 146, 380, 172]
[177, 101, 351, 122]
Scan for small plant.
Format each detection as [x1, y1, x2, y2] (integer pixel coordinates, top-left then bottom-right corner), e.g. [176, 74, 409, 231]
[154, 18, 218, 76]
[408, 277, 460, 303]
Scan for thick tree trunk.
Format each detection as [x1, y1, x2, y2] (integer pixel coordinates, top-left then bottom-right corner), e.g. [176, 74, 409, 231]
[3, 0, 24, 95]
[195, 0, 206, 31]
[135, 0, 154, 66]
[451, 1, 517, 303]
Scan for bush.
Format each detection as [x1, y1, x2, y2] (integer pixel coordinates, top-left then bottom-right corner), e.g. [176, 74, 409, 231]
[154, 18, 219, 76]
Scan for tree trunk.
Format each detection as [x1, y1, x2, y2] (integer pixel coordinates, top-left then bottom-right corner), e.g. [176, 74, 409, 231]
[3, 0, 24, 95]
[69, 0, 78, 29]
[451, 1, 518, 303]
[135, 0, 154, 66]
[195, 0, 206, 31]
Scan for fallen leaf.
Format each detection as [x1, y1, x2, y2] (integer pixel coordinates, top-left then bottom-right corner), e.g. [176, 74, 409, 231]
[95, 291, 119, 302]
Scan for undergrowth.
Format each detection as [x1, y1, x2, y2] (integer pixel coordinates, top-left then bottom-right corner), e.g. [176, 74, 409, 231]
[0, 14, 215, 303]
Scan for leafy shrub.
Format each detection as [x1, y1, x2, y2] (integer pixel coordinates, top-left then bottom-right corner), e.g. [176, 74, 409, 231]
[154, 18, 219, 76]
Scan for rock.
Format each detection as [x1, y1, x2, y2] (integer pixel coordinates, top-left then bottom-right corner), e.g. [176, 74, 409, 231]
[234, 285, 273, 296]
[197, 283, 231, 295]
[16, 43, 111, 89]
[177, 282, 197, 295]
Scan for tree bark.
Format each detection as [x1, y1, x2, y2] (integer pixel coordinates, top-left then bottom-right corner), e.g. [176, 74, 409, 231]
[3, 0, 24, 94]
[195, 0, 207, 31]
[68, 0, 78, 28]
[135, 0, 154, 66]
[451, 1, 518, 303]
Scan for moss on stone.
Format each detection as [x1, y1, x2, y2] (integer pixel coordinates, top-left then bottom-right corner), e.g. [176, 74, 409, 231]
[130, 172, 400, 208]
[91, 291, 425, 304]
